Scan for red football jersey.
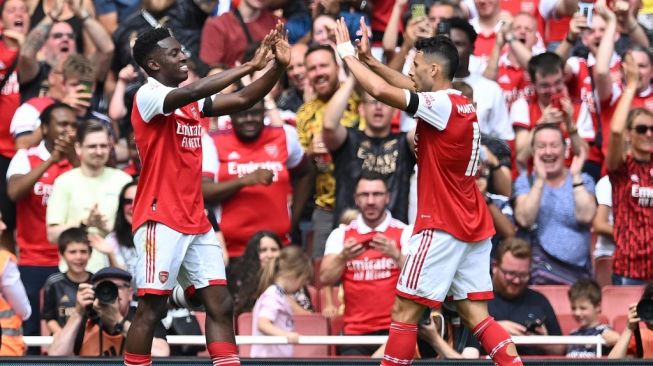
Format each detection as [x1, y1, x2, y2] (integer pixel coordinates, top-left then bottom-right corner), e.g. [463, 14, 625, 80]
[496, 53, 533, 109]
[609, 156, 653, 279]
[203, 125, 304, 257]
[0, 41, 20, 158]
[131, 77, 211, 234]
[6, 142, 72, 266]
[410, 90, 495, 241]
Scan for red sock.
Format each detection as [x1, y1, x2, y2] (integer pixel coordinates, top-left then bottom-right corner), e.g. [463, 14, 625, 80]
[124, 352, 151, 366]
[473, 317, 523, 366]
[381, 321, 418, 366]
[207, 341, 240, 366]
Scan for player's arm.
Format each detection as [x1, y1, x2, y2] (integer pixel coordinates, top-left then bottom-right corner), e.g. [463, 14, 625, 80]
[205, 23, 290, 117]
[353, 17, 414, 90]
[606, 53, 637, 172]
[334, 19, 408, 111]
[593, 1, 618, 103]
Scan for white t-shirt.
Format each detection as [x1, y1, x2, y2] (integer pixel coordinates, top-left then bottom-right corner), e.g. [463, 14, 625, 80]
[594, 176, 615, 258]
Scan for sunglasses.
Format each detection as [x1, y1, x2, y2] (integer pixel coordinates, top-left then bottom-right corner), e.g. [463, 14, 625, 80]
[50, 32, 75, 40]
[632, 125, 653, 135]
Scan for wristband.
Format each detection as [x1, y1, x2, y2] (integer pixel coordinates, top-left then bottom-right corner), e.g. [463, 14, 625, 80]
[565, 34, 577, 44]
[336, 42, 356, 59]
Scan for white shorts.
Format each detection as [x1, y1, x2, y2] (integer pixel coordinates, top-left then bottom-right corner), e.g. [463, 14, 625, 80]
[133, 221, 227, 297]
[396, 229, 493, 308]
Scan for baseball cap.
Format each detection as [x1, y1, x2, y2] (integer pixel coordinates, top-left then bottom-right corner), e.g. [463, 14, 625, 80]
[91, 267, 132, 284]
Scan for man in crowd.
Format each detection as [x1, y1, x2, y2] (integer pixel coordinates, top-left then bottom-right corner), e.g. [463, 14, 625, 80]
[320, 172, 411, 356]
[6, 102, 77, 348]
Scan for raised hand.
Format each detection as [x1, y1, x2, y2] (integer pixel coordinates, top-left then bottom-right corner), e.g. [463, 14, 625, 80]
[62, 84, 92, 112]
[272, 21, 291, 67]
[51, 133, 75, 163]
[49, 0, 65, 21]
[568, 13, 586, 39]
[569, 144, 587, 177]
[595, 0, 616, 22]
[355, 17, 373, 62]
[249, 32, 275, 71]
[533, 150, 548, 180]
[334, 17, 352, 46]
[622, 52, 638, 88]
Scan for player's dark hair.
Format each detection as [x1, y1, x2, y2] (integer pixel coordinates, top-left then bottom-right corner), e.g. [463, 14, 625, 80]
[495, 238, 532, 265]
[231, 231, 283, 316]
[415, 36, 460, 81]
[448, 17, 477, 45]
[568, 279, 602, 306]
[40, 102, 75, 126]
[355, 170, 388, 190]
[132, 27, 172, 74]
[527, 52, 564, 82]
[76, 120, 110, 143]
[58, 226, 91, 255]
[305, 43, 337, 64]
[113, 180, 138, 250]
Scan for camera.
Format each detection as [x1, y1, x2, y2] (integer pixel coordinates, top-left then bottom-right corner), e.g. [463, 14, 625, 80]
[94, 281, 118, 305]
[524, 315, 545, 333]
[637, 299, 653, 322]
[168, 284, 205, 311]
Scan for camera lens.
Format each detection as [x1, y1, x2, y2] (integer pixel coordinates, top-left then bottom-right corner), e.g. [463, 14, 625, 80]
[94, 281, 119, 305]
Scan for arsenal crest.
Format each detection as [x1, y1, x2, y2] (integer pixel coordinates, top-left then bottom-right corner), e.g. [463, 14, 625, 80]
[159, 271, 169, 284]
[264, 144, 279, 158]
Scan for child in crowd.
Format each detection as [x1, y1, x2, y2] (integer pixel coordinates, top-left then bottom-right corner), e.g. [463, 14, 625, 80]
[566, 279, 619, 357]
[250, 246, 312, 358]
[42, 227, 93, 334]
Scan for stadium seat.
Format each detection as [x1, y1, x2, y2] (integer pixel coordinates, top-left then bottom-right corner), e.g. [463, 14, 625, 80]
[529, 285, 572, 315]
[312, 257, 322, 291]
[612, 314, 629, 333]
[602, 285, 644, 325]
[594, 256, 613, 287]
[236, 312, 329, 357]
[557, 313, 609, 335]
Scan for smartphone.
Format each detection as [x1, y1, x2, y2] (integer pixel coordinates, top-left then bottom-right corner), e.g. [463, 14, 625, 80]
[578, 1, 594, 28]
[411, 4, 426, 19]
[79, 80, 93, 98]
[436, 20, 451, 36]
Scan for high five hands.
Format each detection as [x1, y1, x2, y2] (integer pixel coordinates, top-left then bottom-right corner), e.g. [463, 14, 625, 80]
[250, 22, 291, 71]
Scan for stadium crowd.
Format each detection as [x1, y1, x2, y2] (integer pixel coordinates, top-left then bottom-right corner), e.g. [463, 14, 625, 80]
[0, 0, 652, 360]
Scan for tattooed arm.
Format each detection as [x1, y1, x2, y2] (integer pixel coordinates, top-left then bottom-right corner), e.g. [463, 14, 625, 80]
[18, 16, 55, 84]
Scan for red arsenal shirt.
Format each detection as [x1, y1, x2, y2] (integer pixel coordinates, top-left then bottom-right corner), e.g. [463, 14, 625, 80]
[0, 41, 20, 158]
[131, 77, 212, 234]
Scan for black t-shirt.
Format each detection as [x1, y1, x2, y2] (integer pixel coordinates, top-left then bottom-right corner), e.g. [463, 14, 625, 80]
[466, 289, 562, 355]
[111, 0, 207, 73]
[332, 129, 416, 226]
[42, 271, 92, 329]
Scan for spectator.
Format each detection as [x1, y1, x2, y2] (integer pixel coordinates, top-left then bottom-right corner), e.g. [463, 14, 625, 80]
[592, 175, 615, 259]
[0, 211, 31, 356]
[199, 0, 281, 67]
[229, 231, 313, 318]
[513, 124, 595, 285]
[608, 282, 653, 358]
[277, 43, 311, 113]
[469, 238, 564, 356]
[470, 0, 513, 58]
[26, 0, 98, 54]
[251, 246, 312, 358]
[448, 17, 514, 142]
[42, 227, 92, 334]
[312, 14, 337, 47]
[605, 53, 653, 285]
[93, 0, 141, 33]
[104, 180, 137, 281]
[48, 266, 169, 356]
[46, 121, 132, 271]
[320, 172, 411, 356]
[11, 54, 102, 149]
[19, 1, 113, 102]
[0, 0, 30, 253]
[322, 75, 416, 228]
[202, 101, 313, 260]
[296, 44, 361, 258]
[511, 52, 590, 169]
[566, 279, 619, 357]
[5, 102, 77, 349]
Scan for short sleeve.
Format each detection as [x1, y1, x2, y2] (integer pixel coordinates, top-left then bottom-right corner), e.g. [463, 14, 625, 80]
[283, 124, 304, 169]
[6, 149, 30, 180]
[41, 279, 56, 321]
[134, 80, 175, 122]
[405, 91, 452, 131]
[538, 0, 558, 19]
[510, 97, 530, 129]
[581, 173, 596, 195]
[257, 288, 283, 321]
[513, 173, 532, 198]
[566, 57, 581, 76]
[10, 104, 40, 137]
[46, 175, 70, 225]
[576, 103, 596, 140]
[323, 226, 345, 256]
[595, 176, 612, 207]
[201, 134, 218, 180]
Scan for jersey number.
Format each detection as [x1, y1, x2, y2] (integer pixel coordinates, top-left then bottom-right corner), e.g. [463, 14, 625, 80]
[465, 122, 481, 177]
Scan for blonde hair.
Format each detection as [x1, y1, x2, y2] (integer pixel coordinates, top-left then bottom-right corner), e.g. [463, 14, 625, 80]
[257, 246, 312, 296]
[339, 209, 359, 225]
